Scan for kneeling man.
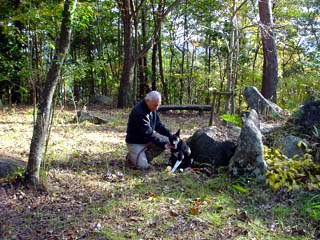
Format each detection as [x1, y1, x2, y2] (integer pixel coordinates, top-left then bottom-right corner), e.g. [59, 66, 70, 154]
[126, 91, 174, 170]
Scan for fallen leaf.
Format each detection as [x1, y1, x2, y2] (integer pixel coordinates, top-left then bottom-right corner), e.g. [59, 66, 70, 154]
[147, 192, 158, 197]
[129, 216, 144, 222]
[170, 209, 179, 216]
[190, 207, 199, 215]
[235, 209, 249, 222]
[216, 206, 223, 211]
[195, 200, 200, 206]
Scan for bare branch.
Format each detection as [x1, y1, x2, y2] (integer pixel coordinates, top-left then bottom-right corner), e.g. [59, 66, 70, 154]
[134, 0, 181, 61]
[232, 0, 248, 19]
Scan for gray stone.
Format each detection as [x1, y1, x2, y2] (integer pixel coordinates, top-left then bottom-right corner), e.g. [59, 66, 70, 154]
[229, 109, 267, 180]
[260, 122, 283, 134]
[273, 135, 310, 159]
[88, 95, 113, 105]
[243, 86, 283, 117]
[290, 100, 320, 136]
[0, 99, 2, 108]
[75, 111, 110, 124]
[186, 125, 240, 167]
[0, 153, 27, 178]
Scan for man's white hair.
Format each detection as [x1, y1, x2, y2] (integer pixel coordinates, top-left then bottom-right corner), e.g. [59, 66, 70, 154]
[145, 91, 161, 100]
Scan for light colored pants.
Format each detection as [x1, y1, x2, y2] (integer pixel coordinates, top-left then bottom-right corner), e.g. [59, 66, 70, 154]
[126, 143, 164, 169]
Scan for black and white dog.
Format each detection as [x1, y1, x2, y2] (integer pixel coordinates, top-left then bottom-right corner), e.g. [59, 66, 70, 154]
[168, 130, 193, 172]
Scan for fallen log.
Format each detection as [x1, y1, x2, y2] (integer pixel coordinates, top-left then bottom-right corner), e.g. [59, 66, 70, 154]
[158, 104, 211, 115]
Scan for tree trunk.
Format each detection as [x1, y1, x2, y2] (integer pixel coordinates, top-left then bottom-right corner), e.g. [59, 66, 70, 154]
[117, 0, 134, 107]
[188, 44, 196, 104]
[151, 38, 158, 90]
[179, 14, 187, 105]
[142, 7, 149, 94]
[259, 0, 278, 103]
[224, 0, 236, 113]
[12, 0, 23, 104]
[117, 0, 181, 107]
[26, 0, 77, 184]
[133, 0, 139, 103]
[205, 42, 212, 105]
[151, 1, 163, 91]
[139, 6, 149, 98]
[158, 30, 169, 104]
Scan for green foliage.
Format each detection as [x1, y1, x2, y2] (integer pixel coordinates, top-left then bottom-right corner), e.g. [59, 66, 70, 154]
[231, 177, 254, 193]
[291, 107, 304, 119]
[271, 205, 290, 221]
[265, 145, 320, 192]
[278, 74, 320, 109]
[219, 114, 242, 128]
[312, 125, 320, 137]
[232, 184, 248, 193]
[3, 166, 26, 183]
[302, 194, 320, 221]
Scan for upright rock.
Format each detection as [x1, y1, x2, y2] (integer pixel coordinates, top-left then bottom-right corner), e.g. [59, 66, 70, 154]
[75, 111, 110, 124]
[291, 100, 320, 136]
[229, 109, 267, 180]
[244, 86, 283, 117]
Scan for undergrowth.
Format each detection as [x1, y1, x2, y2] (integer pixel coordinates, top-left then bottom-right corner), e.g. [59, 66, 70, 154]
[265, 145, 320, 192]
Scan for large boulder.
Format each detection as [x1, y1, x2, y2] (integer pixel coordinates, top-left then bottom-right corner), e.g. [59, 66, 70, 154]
[186, 125, 241, 167]
[229, 109, 267, 180]
[75, 111, 110, 124]
[0, 153, 27, 178]
[273, 135, 310, 159]
[291, 100, 320, 136]
[243, 86, 283, 117]
[88, 95, 113, 106]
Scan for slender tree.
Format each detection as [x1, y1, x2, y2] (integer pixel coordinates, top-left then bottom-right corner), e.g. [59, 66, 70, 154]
[259, 0, 278, 103]
[25, 0, 77, 184]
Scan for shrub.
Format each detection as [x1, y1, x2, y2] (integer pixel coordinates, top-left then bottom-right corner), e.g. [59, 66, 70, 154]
[264, 145, 320, 191]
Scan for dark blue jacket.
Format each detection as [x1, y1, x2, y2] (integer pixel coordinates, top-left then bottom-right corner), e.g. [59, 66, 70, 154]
[125, 100, 171, 149]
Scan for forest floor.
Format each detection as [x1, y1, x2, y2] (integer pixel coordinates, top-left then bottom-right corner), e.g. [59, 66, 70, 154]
[0, 105, 319, 240]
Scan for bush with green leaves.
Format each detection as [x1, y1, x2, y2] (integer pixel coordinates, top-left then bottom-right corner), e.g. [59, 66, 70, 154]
[264, 145, 320, 192]
[2, 166, 26, 183]
[219, 114, 242, 128]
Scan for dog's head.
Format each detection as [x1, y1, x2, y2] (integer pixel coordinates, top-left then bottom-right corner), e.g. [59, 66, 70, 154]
[169, 129, 181, 149]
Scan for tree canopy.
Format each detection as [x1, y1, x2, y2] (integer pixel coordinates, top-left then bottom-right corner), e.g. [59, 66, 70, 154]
[0, 0, 319, 109]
